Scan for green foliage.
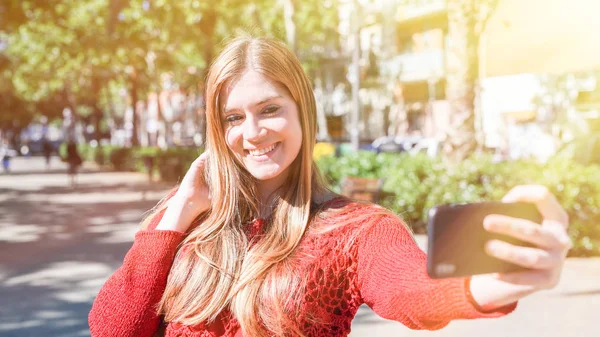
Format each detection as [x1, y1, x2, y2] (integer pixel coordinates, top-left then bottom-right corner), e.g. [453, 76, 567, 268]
[154, 147, 201, 182]
[536, 157, 600, 256]
[1, 0, 342, 128]
[108, 147, 136, 171]
[79, 144, 135, 170]
[316, 151, 600, 257]
[79, 144, 200, 182]
[317, 150, 382, 186]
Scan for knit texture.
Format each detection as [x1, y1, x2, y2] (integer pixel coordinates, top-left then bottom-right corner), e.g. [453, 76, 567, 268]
[89, 198, 517, 337]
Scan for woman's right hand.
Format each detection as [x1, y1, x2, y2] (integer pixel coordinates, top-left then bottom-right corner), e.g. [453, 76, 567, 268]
[156, 152, 211, 232]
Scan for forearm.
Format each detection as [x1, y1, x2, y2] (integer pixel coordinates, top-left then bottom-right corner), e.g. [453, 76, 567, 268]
[89, 230, 184, 337]
[469, 274, 534, 311]
[358, 216, 517, 330]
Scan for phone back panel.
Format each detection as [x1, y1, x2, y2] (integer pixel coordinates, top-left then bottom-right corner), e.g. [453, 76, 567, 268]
[426, 202, 543, 279]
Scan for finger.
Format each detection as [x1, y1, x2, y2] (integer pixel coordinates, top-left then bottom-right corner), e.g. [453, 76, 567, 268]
[484, 214, 563, 249]
[184, 152, 208, 176]
[502, 185, 569, 228]
[179, 152, 208, 186]
[543, 221, 574, 252]
[493, 269, 556, 288]
[485, 240, 558, 270]
[192, 152, 209, 168]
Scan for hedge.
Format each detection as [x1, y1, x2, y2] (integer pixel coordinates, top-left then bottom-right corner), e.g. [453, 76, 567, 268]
[316, 151, 600, 257]
[79, 144, 201, 183]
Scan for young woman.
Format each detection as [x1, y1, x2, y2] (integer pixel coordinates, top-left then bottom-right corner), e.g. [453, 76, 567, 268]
[89, 36, 572, 337]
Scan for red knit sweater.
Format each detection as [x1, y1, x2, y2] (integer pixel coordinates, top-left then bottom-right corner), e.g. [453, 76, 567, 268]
[89, 198, 517, 337]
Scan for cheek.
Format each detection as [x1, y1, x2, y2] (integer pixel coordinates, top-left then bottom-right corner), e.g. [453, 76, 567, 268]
[267, 118, 290, 132]
[270, 118, 301, 150]
[225, 127, 242, 151]
[289, 114, 303, 147]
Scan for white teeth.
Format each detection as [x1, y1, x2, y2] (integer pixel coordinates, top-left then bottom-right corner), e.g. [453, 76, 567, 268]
[249, 144, 276, 156]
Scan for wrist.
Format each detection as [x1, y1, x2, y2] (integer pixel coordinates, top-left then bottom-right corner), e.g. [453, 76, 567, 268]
[468, 274, 532, 311]
[155, 200, 199, 232]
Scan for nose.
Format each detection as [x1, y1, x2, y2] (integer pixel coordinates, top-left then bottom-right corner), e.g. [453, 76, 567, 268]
[243, 117, 267, 142]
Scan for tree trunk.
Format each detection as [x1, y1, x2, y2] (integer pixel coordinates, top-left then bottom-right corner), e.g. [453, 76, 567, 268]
[313, 77, 330, 141]
[129, 75, 140, 147]
[157, 90, 171, 148]
[281, 0, 297, 54]
[444, 0, 479, 162]
[92, 77, 103, 143]
[196, 89, 206, 147]
[94, 104, 103, 143]
[199, 9, 217, 146]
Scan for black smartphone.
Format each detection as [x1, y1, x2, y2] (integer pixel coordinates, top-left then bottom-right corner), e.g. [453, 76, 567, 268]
[426, 202, 543, 279]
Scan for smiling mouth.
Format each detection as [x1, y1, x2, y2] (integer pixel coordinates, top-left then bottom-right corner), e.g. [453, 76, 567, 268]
[246, 142, 279, 157]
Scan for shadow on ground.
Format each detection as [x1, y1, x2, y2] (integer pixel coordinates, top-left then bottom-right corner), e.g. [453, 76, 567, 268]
[0, 175, 172, 337]
[0, 167, 97, 177]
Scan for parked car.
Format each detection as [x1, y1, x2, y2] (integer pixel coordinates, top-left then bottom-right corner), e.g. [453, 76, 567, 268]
[19, 124, 64, 156]
[20, 138, 63, 156]
[371, 135, 440, 157]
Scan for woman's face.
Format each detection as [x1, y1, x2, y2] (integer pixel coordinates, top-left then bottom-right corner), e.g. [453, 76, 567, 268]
[222, 70, 303, 185]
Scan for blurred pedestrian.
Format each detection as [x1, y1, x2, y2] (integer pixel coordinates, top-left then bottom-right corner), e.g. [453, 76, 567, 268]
[42, 137, 53, 170]
[0, 139, 17, 173]
[65, 141, 82, 186]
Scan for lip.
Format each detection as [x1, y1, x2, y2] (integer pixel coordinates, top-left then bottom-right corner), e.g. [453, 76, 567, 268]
[245, 142, 280, 162]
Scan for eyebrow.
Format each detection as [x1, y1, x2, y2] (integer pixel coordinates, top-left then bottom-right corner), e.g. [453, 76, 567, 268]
[223, 95, 282, 114]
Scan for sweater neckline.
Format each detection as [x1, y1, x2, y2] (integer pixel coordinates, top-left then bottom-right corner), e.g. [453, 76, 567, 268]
[248, 196, 346, 231]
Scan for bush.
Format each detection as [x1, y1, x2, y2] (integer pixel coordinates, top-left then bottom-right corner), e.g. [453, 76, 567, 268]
[537, 157, 600, 256]
[154, 148, 201, 182]
[78, 144, 134, 170]
[108, 147, 136, 171]
[316, 151, 600, 257]
[78, 144, 201, 182]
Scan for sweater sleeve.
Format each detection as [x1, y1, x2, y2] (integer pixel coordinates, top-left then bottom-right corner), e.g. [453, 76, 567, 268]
[356, 215, 517, 331]
[88, 207, 186, 337]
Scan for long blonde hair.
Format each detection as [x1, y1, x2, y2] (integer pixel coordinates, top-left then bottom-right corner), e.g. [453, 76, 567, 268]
[147, 35, 332, 336]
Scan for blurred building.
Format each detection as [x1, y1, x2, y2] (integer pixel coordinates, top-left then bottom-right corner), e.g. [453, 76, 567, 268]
[333, 0, 449, 143]
[572, 85, 600, 164]
[332, 0, 600, 161]
[388, 1, 449, 139]
[480, 0, 600, 160]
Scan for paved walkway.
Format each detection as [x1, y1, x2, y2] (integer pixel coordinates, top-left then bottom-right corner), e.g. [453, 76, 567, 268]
[0, 157, 597, 337]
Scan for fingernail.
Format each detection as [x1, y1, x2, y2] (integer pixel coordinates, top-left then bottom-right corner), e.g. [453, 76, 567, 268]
[483, 217, 493, 230]
[502, 195, 515, 203]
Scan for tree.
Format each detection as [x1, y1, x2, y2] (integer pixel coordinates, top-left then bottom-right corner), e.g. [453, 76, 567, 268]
[1, 0, 342, 147]
[1, 0, 120, 140]
[0, 0, 72, 132]
[281, 0, 297, 54]
[443, 0, 499, 161]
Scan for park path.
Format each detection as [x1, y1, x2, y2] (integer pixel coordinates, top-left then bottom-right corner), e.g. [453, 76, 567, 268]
[0, 156, 597, 337]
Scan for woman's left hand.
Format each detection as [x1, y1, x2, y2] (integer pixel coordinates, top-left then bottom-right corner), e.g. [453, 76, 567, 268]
[482, 185, 572, 290]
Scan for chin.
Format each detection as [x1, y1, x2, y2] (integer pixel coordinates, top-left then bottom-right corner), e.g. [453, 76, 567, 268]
[249, 170, 282, 181]
[246, 164, 282, 181]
